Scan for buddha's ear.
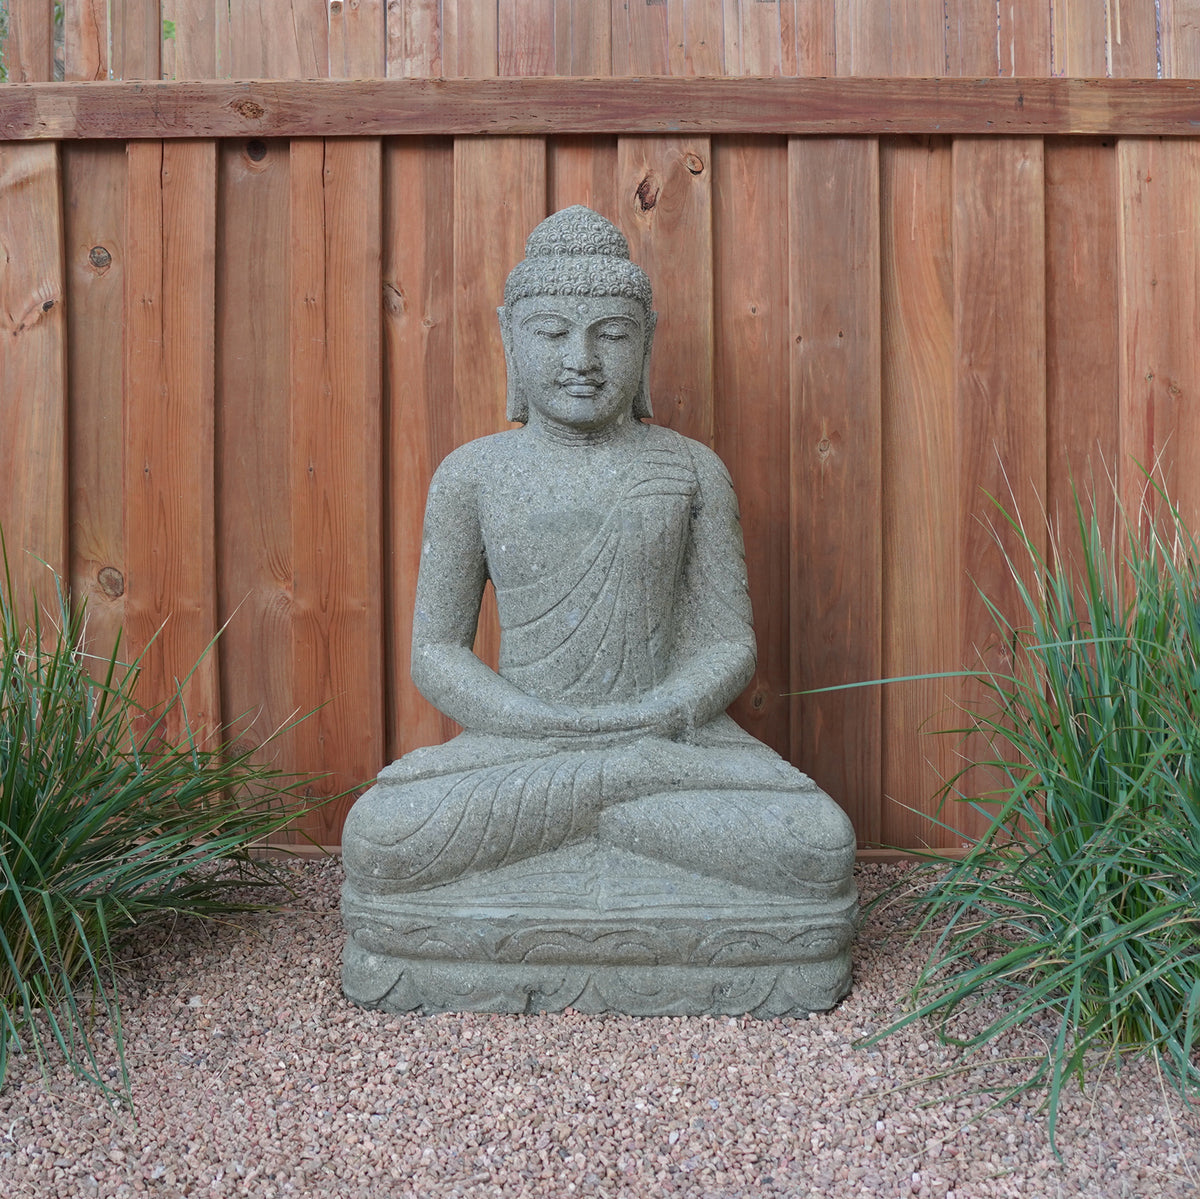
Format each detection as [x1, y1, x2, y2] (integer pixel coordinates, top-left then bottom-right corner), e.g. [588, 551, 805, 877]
[633, 310, 657, 420]
[497, 306, 528, 424]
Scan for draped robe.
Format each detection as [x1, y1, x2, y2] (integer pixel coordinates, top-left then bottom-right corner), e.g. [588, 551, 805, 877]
[342, 426, 854, 895]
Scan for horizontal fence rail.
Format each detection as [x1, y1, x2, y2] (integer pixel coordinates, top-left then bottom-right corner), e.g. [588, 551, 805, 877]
[3, 77, 1200, 140]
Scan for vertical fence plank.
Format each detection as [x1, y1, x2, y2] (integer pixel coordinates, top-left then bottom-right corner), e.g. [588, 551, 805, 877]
[330, 0, 385, 78]
[616, 136, 714, 447]
[386, 0, 441, 75]
[500, 0, 556, 74]
[788, 137, 882, 846]
[215, 137, 295, 772]
[64, 0, 110, 79]
[721, 0, 787, 75]
[554, 0, 611, 73]
[712, 137, 790, 759]
[0, 143, 67, 624]
[1045, 140, 1119, 550]
[5, 0, 55, 80]
[123, 140, 219, 738]
[228, 0, 329, 78]
[671, 0, 725, 74]
[613, 0, 670, 74]
[1108, 0, 1160, 76]
[548, 137, 619, 217]
[1118, 139, 1200, 530]
[879, 136, 958, 850]
[289, 138, 385, 841]
[950, 138, 1046, 833]
[111, 0, 162, 79]
[161, 0, 217, 78]
[1051, 0, 1108, 75]
[791, 1, 835, 74]
[384, 138, 458, 759]
[443, 0, 499, 75]
[64, 144, 126, 665]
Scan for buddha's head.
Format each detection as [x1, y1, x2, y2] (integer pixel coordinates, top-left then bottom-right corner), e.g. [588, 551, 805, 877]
[498, 206, 657, 427]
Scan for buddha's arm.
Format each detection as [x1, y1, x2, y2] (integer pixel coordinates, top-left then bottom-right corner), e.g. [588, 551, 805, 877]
[410, 451, 582, 737]
[570, 440, 757, 740]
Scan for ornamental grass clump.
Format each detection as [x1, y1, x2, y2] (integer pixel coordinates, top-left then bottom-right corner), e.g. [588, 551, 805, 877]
[0, 553, 322, 1102]
[881, 478, 1200, 1144]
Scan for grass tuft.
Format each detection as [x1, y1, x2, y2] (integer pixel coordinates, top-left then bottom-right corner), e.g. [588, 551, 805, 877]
[865, 475, 1200, 1148]
[0, 545, 328, 1103]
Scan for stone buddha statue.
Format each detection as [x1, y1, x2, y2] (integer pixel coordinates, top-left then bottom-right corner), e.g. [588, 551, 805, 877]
[341, 206, 857, 1017]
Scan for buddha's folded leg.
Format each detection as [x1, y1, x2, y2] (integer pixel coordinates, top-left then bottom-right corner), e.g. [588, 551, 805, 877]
[342, 752, 606, 894]
[597, 788, 856, 899]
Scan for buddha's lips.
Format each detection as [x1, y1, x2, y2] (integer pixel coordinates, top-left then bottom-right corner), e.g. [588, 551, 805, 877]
[559, 377, 602, 396]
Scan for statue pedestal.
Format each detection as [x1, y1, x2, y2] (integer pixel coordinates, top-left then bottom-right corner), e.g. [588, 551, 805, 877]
[341, 840, 857, 1017]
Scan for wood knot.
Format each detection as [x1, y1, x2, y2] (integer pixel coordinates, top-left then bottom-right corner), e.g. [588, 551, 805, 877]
[245, 140, 268, 162]
[817, 438, 833, 461]
[231, 97, 265, 120]
[635, 174, 660, 212]
[97, 566, 125, 598]
[88, 245, 112, 272]
[383, 281, 406, 317]
[684, 152, 705, 175]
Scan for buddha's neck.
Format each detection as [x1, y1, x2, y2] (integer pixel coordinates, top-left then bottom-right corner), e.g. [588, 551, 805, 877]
[527, 416, 629, 447]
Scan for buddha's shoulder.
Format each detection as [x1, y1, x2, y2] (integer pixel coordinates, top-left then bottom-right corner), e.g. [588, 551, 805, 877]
[431, 430, 526, 484]
[637, 423, 734, 485]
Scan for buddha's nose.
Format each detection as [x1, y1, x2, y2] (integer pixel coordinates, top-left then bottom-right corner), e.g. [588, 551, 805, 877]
[562, 330, 598, 372]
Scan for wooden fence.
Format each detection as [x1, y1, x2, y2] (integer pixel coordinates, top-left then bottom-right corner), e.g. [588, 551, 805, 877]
[3, 1, 1200, 851]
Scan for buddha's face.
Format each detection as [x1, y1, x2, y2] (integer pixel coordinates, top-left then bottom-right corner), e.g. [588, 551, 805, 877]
[504, 294, 647, 433]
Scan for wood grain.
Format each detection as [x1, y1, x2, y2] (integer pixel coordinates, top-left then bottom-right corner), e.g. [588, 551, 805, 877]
[63, 143, 127, 669]
[383, 138, 458, 759]
[214, 137, 295, 774]
[1117, 138, 1200, 532]
[712, 136, 790, 759]
[288, 138, 385, 840]
[443, 0, 499, 76]
[227, 0, 329, 78]
[1109, 0, 1161, 77]
[9, 78, 1200, 140]
[612, 0, 670, 75]
[161, 0, 218, 79]
[111, 0, 162, 80]
[554, 0, 612, 74]
[1051, 0, 1109, 76]
[122, 139, 219, 741]
[64, 0, 111, 80]
[548, 136, 619, 216]
[951, 137, 1047, 836]
[788, 137, 882, 847]
[500, 0, 556, 75]
[669, 0, 725, 75]
[0, 143, 68, 625]
[879, 136, 959, 851]
[6, 0, 55, 81]
[617, 135, 714, 446]
[386, 0, 442, 77]
[329, 0, 385, 79]
[1045, 140, 1119, 560]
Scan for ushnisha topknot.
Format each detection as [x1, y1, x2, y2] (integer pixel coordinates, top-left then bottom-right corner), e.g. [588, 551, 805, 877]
[503, 206, 653, 315]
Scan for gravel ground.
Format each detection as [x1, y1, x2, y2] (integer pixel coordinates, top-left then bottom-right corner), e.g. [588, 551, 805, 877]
[1, 860, 1196, 1199]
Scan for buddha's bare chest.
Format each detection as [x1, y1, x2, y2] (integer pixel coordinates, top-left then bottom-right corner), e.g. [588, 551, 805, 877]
[477, 458, 691, 591]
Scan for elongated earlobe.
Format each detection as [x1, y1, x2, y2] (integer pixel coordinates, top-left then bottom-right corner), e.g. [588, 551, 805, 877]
[498, 306, 528, 424]
[633, 311, 657, 420]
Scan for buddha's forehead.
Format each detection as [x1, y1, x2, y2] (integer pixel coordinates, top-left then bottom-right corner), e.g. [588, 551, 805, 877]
[511, 293, 645, 326]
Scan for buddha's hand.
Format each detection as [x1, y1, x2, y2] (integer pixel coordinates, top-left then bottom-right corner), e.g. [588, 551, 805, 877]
[558, 694, 694, 743]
